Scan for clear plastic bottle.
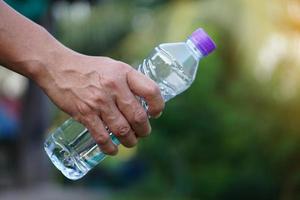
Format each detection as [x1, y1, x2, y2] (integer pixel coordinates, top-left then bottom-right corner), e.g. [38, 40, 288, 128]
[44, 28, 216, 180]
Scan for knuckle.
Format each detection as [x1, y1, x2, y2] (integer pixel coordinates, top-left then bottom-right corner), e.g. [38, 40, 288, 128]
[85, 116, 97, 128]
[94, 92, 109, 106]
[103, 56, 114, 62]
[87, 86, 101, 99]
[134, 109, 148, 124]
[115, 124, 131, 136]
[86, 87, 110, 109]
[117, 61, 131, 70]
[101, 77, 118, 89]
[76, 103, 91, 116]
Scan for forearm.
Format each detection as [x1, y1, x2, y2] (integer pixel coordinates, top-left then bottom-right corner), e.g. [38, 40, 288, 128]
[0, 1, 69, 83]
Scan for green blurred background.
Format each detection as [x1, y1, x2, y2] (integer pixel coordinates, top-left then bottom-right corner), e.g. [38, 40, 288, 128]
[1, 0, 300, 199]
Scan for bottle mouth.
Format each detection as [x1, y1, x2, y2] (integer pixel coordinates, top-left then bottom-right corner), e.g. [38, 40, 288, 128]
[189, 28, 216, 56]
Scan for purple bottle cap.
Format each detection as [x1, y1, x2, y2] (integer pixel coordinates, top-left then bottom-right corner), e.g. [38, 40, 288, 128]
[189, 28, 216, 56]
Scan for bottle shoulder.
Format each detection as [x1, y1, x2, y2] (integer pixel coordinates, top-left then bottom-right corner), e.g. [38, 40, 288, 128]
[152, 42, 199, 82]
[157, 42, 199, 64]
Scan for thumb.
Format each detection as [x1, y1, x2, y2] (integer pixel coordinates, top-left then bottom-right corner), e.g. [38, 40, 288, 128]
[126, 69, 164, 118]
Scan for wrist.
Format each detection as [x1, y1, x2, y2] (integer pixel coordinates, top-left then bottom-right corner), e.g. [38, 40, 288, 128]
[27, 28, 73, 89]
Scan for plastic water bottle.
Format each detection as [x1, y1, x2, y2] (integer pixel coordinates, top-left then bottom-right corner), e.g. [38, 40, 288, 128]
[44, 28, 216, 180]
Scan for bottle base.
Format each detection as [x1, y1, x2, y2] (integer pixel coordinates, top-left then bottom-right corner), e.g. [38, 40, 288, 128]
[44, 135, 89, 180]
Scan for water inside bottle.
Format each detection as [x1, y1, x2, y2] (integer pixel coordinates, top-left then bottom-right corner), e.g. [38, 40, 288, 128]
[44, 119, 120, 180]
[139, 42, 199, 101]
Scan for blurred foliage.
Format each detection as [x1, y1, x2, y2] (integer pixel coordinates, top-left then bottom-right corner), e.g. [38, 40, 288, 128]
[53, 0, 300, 199]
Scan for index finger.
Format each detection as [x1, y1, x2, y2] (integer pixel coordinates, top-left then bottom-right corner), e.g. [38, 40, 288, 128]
[127, 69, 164, 118]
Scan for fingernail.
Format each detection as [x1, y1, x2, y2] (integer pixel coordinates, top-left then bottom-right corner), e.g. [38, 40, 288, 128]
[119, 127, 130, 136]
[153, 112, 162, 119]
[119, 131, 127, 136]
[148, 123, 152, 134]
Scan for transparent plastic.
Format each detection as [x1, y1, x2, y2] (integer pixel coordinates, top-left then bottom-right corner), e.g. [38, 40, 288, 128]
[44, 39, 204, 180]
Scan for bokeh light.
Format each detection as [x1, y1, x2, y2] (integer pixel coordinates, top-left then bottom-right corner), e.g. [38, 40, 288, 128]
[1, 0, 300, 199]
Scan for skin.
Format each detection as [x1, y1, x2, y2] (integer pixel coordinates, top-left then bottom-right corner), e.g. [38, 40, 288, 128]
[0, 1, 164, 155]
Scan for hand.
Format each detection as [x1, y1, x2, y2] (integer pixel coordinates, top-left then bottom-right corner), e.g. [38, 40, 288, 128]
[0, 0, 164, 155]
[38, 51, 164, 155]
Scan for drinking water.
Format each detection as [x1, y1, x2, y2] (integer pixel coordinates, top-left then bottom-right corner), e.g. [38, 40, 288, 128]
[44, 28, 216, 180]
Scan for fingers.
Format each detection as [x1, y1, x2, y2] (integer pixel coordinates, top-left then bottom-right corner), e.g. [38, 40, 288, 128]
[116, 86, 151, 138]
[78, 114, 118, 156]
[73, 63, 165, 155]
[127, 69, 165, 118]
[99, 102, 138, 148]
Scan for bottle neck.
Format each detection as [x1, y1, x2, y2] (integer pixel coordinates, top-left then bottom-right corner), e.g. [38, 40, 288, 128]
[186, 39, 204, 60]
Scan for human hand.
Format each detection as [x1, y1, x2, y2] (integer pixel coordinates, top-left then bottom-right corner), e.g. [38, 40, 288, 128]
[0, 0, 164, 155]
[37, 51, 164, 155]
